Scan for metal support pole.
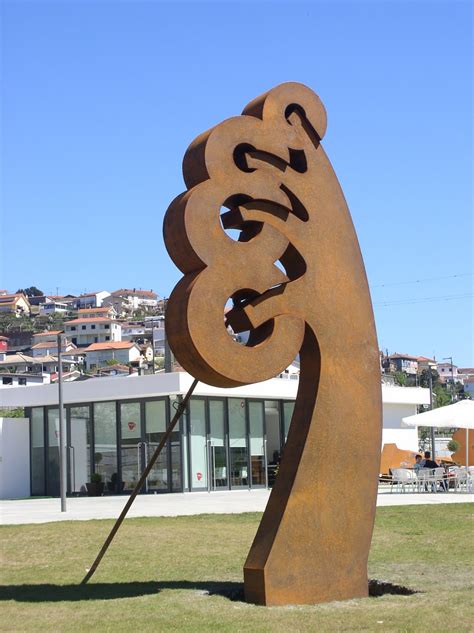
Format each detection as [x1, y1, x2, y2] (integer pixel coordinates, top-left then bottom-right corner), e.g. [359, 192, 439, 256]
[151, 324, 156, 374]
[57, 333, 67, 512]
[81, 377, 198, 584]
[428, 368, 436, 460]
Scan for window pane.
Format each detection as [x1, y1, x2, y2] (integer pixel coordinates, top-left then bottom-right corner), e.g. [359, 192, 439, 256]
[283, 401, 295, 443]
[189, 399, 207, 489]
[145, 400, 168, 491]
[265, 400, 281, 464]
[229, 398, 248, 487]
[70, 406, 91, 493]
[94, 402, 118, 492]
[249, 401, 265, 486]
[120, 402, 141, 490]
[31, 408, 45, 495]
[47, 409, 60, 496]
[209, 400, 227, 489]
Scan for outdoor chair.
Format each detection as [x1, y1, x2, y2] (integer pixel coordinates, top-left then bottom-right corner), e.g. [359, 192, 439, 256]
[416, 468, 434, 492]
[467, 467, 474, 493]
[391, 468, 416, 493]
[450, 467, 467, 492]
[433, 467, 447, 492]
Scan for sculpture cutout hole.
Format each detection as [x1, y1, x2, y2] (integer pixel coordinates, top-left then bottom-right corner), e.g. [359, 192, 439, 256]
[220, 194, 263, 243]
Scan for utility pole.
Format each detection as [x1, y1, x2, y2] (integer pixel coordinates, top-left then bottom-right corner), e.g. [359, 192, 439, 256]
[57, 333, 67, 512]
[428, 367, 436, 459]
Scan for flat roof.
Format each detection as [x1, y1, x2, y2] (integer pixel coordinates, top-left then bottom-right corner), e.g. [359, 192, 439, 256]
[0, 371, 430, 408]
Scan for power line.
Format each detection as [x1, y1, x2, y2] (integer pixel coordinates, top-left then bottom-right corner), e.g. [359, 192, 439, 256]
[373, 292, 473, 307]
[370, 272, 471, 289]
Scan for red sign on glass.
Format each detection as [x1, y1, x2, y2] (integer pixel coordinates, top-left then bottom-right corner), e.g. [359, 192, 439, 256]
[128, 422, 136, 431]
[196, 472, 203, 481]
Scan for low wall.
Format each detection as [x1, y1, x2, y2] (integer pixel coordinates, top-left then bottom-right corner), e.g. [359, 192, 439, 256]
[0, 418, 30, 499]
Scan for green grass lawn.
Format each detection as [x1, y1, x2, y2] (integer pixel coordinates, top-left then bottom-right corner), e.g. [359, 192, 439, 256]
[1, 504, 473, 632]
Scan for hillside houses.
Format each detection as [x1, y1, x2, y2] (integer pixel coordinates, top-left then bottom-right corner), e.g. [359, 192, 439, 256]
[64, 317, 122, 347]
[0, 293, 31, 316]
[104, 288, 158, 316]
[81, 341, 141, 370]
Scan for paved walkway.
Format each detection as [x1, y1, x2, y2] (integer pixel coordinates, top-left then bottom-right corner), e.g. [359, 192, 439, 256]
[1, 488, 472, 525]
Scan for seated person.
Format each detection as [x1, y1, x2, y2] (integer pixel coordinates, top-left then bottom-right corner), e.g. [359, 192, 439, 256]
[413, 454, 424, 472]
[422, 451, 439, 469]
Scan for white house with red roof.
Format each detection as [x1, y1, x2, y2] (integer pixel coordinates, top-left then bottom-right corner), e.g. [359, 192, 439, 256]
[74, 291, 111, 310]
[104, 288, 158, 315]
[77, 306, 117, 320]
[64, 317, 122, 347]
[80, 341, 141, 369]
[30, 339, 77, 358]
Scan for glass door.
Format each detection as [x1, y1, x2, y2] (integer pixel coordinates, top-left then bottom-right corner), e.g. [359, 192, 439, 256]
[145, 400, 169, 492]
[228, 398, 249, 488]
[248, 401, 266, 488]
[120, 402, 144, 492]
[209, 400, 228, 490]
[188, 399, 208, 490]
[68, 405, 91, 494]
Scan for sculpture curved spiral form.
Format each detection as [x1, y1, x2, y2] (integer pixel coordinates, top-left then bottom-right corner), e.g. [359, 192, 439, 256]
[164, 82, 382, 606]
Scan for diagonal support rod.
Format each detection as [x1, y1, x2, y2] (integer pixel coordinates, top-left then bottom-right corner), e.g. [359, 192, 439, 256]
[81, 378, 199, 584]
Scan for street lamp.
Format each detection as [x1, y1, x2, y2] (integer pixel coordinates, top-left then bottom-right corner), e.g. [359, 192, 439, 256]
[56, 332, 67, 512]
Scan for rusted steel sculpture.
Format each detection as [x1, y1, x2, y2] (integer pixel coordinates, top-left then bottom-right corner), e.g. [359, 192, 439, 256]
[164, 82, 382, 606]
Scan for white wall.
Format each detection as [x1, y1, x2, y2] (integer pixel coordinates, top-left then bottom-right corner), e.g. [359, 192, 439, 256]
[0, 418, 30, 499]
[382, 403, 419, 451]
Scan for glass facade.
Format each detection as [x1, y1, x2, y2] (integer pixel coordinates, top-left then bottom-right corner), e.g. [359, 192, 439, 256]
[94, 402, 118, 492]
[27, 395, 294, 497]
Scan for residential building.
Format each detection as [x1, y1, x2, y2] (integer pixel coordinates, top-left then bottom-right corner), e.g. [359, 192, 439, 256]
[145, 317, 166, 355]
[74, 291, 111, 310]
[121, 322, 147, 341]
[382, 354, 419, 375]
[30, 339, 77, 358]
[437, 362, 459, 384]
[80, 341, 141, 370]
[64, 317, 122, 347]
[38, 299, 69, 315]
[104, 289, 159, 315]
[458, 367, 474, 380]
[77, 307, 117, 320]
[31, 330, 64, 345]
[0, 293, 31, 316]
[0, 353, 77, 374]
[0, 373, 51, 388]
[0, 372, 429, 498]
[463, 377, 474, 397]
[416, 356, 437, 373]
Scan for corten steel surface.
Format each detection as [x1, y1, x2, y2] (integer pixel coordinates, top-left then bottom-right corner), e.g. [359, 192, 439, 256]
[163, 82, 382, 606]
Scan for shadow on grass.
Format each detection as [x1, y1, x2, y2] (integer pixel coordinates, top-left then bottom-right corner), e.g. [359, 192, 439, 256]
[0, 579, 416, 603]
[0, 581, 241, 603]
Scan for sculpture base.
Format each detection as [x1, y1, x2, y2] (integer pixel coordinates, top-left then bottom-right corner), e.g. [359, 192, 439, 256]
[244, 567, 369, 606]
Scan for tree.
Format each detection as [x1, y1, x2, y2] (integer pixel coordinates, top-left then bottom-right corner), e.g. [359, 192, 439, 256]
[433, 384, 451, 408]
[447, 439, 460, 453]
[418, 368, 440, 389]
[394, 371, 407, 387]
[16, 286, 43, 297]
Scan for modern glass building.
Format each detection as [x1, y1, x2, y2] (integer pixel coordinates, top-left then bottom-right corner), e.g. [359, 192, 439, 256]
[24, 373, 297, 496]
[1, 372, 430, 498]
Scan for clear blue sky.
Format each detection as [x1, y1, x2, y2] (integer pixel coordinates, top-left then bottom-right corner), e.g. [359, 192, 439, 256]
[1, 1, 472, 366]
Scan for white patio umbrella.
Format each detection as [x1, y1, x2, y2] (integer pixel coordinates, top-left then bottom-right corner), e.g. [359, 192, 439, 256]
[402, 399, 474, 466]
